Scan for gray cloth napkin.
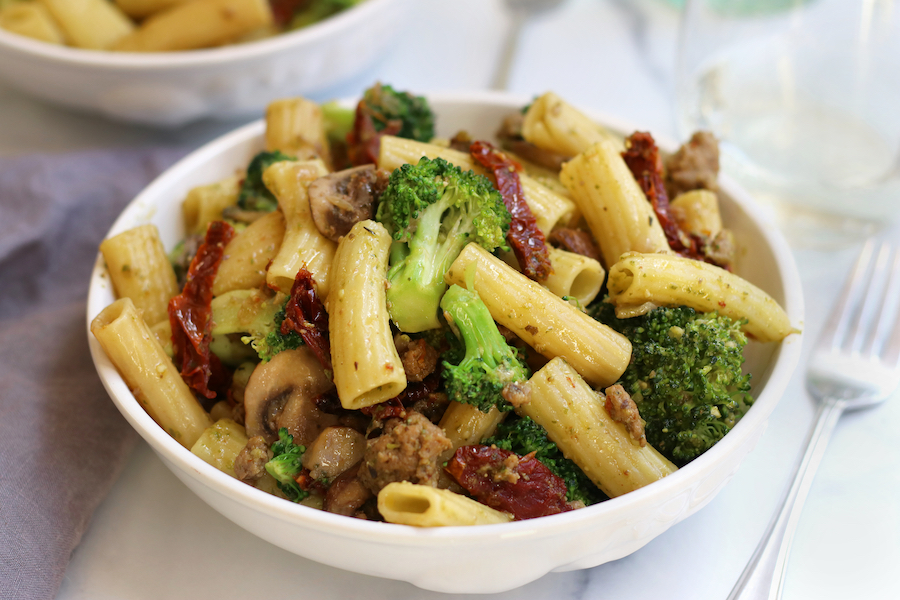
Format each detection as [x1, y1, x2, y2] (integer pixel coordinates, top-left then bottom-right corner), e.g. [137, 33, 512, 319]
[0, 147, 186, 600]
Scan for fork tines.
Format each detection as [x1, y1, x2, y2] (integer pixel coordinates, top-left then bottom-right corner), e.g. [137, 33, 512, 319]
[823, 239, 900, 367]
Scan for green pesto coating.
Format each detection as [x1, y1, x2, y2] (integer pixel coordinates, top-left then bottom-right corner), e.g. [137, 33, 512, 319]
[376, 156, 511, 332]
[591, 303, 753, 466]
[265, 428, 309, 502]
[439, 284, 529, 413]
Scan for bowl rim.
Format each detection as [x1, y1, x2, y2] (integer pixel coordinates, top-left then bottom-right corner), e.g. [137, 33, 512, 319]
[86, 90, 805, 545]
[0, 0, 397, 70]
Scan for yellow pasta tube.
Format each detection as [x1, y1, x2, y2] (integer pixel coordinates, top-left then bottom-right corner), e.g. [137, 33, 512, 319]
[213, 210, 285, 296]
[378, 136, 474, 172]
[114, 0, 272, 52]
[378, 136, 576, 234]
[190, 418, 249, 478]
[182, 175, 241, 236]
[445, 243, 631, 387]
[265, 97, 331, 167]
[264, 159, 335, 297]
[100, 224, 180, 327]
[439, 402, 505, 458]
[560, 140, 671, 267]
[378, 482, 512, 527]
[542, 247, 605, 306]
[0, 3, 65, 44]
[40, 0, 134, 50]
[91, 298, 212, 448]
[607, 252, 794, 343]
[522, 92, 621, 156]
[113, 0, 191, 19]
[523, 358, 677, 498]
[670, 189, 723, 238]
[328, 220, 407, 410]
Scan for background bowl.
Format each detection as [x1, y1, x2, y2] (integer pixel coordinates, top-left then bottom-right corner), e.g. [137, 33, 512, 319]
[86, 92, 804, 593]
[0, 0, 409, 127]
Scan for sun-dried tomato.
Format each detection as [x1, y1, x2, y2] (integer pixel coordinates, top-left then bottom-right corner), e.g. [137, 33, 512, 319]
[269, 0, 309, 27]
[445, 445, 572, 520]
[169, 220, 235, 400]
[621, 132, 710, 263]
[469, 140, 552, 282]
[346, 100, 402, 167]
[281, 267, 332, 372]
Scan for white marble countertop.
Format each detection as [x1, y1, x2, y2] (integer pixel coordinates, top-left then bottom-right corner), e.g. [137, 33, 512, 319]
[1, 0, 894, 598]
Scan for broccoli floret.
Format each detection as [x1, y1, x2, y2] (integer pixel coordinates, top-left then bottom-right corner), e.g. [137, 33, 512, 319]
[241, 303, 303, 363]
[439, 284, 529, 413]
[591, 303, 753, 466]
[238, 150, 295, 212]
[485, 414, 605, 506]
[265, 428, 308, 502]
[377, 156, 510, 332]
[362, 83, 435, 142]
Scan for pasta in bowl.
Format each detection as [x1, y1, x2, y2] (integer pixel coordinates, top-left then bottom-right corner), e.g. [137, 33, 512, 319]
[0, 0, 409, 125]
[86, 90, 803, 593]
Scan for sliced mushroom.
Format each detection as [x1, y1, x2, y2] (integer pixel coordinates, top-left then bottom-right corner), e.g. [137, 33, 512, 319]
[243, 347, 339, 445]
[302, 426, 366, 482]
[307, 165, 388, 242]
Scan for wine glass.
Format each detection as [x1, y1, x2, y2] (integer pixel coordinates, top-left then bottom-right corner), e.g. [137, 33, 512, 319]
[676, 0, 900, 248]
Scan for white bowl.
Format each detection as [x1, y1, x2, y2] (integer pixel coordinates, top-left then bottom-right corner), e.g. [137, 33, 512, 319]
[0, 0, 409, 127]
[86, 92, 804, 594]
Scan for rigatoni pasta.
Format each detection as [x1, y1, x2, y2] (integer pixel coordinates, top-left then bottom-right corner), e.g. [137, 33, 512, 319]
[560, 139, 671, 267]
[522, 91, 621, 156]
[264, 159, 334, 297]
[99, 224, 180, 327]
[114, 0, 273, 52]
[328, 220, 407, 409]
[40, 0, 134, 49]
[265, 97, 331, 167]
[91, 297, 212, 448]
[606, 251, 795, 342]
[213, 210, 285, 296]
[378, 482, 512, 526]
[4, 0, 363, 51]
[444, 243, 632, 387]
[378, 135, 577, 234]
[522, 357, 677, 498]
[182, 175, 242, 236]
[0, 2, 64, 44]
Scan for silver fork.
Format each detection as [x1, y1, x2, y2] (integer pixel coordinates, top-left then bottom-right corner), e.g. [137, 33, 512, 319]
[728, 239, 900, 600]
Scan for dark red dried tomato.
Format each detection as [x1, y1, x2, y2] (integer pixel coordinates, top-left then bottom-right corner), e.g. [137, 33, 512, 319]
[621, 132, 709, 263]
[445, 445, 572, 521]
[469, 140, 552, 282]
[280, 267, 332, 372]
[168, 220, 235, 400]
[346, 100, 402, 167]
[269, 0, 309, 27]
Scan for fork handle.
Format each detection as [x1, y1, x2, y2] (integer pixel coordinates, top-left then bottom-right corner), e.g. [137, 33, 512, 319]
[727, 397, 847, 600]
